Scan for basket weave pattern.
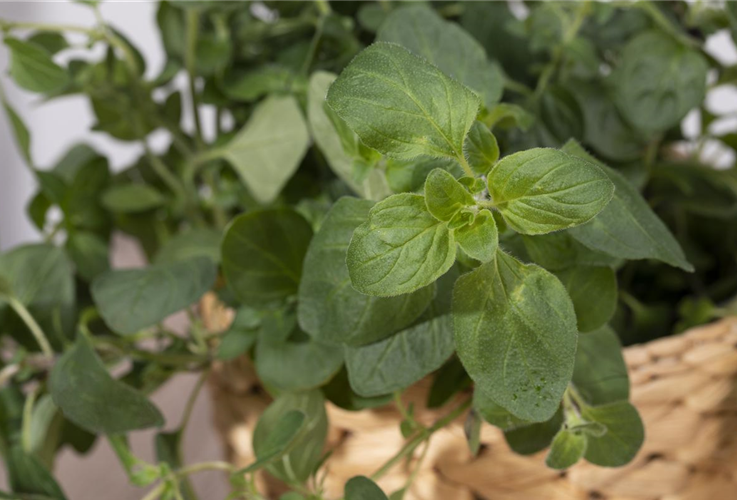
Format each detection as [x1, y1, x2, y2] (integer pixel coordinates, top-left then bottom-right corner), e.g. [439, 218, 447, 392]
[203, 294, 737, 500]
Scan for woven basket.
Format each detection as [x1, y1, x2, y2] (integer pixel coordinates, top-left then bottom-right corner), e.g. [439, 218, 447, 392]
[202, 294, 737, 500]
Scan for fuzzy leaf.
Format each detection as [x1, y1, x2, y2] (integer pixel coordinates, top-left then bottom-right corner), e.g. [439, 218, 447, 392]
[464, 121, 499, 175]
[424, 168, 475, 222]
[455, 209, 498, 263]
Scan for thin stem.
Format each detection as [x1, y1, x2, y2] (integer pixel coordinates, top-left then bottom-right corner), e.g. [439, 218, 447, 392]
[300, 14, 326, 76]
[185, 9, 204, 146]
[143, 141, 187, 206]
[8, 297, 53, 359]
[0, 19, 97, 35]
[93, 5, 140, 75]
[393, 391, 412, 423]
[457, 153, 475, 178]
[180, 369, 209, 431]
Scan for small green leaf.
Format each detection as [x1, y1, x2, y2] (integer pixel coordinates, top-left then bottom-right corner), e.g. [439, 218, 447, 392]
[217, 307, 261, 361]
[581, 401, 644, 467]
[464, 121, 499, 175]
[453, 251, 578, 421]
[485, 103, 535, 131]
[6, 446, 67, 500]
[91, 257, 216, 334]
[345, 476, 389, 500]
[101, 184, 165, 213]
[5, 38, 69, 94]
[346, 193, 456, 297]
[298, 197, 434, 346]
[504, 408, 564, 455]
[326, 42, 480, 161]
[223, 65, 294, 102]
[455, 209, 498, 263]
[377, 5, 503, 107]
[464, 410, 483, 456]
[545, 429, 586, 469]
[222, 208, 313, 307]
[614, 31, 707, 132]
[556, 266, 617, 333]
[252, 391, 327, 483]
[255, 334, 344, 392]
[238, 410, 305, 474]
[487, 148, 614, 235]
[572, 326, 629, 405]
[222, 95, 310, 204]
[424, 168, 475, 222]
[27, 32, 68, 55]
[563, 140, 693, 271]
[154, 228, 222, 265]
[1, 98, 32, 165]
[49, 335, 164, 434]
[65, 232, 110, 282]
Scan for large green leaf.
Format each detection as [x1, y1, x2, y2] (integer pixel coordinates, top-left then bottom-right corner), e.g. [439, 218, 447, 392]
[298, 197, 434, 346]
[581, 401, 644, 466]
[252, 391, 327, 483]
[377, 5, 503, 107]
[222, 208, 313, 307]
[5, 38, 69, 94]
[563, 140, 693, 271]
[486, 148, 614, 235]
[91, 257, 216, 334]
[326, 42, 480, 161]
[49, 335, 164, 434]
[346, 193, 456, 296]
[345, 266, 457, 396]
[307, 72, 391, 200]
[556, 266, 617, 333]
[453, 251, 578, 421]
[222, 95, 310, 204]
[614, 31, 707, 132]
[572, 325, 629, 405]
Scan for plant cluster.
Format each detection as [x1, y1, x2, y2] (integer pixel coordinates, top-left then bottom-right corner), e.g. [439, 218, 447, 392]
[1, 1, 737, 499]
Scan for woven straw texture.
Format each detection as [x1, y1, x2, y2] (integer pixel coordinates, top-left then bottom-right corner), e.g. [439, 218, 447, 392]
[203, 295, 737, 500]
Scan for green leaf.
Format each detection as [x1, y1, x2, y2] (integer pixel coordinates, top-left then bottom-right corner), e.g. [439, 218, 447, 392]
[154, 228, 222, 265]
[581, 401, 644, 467]
[522, 231, 621, 271]
[386, 156, 463, 194]
[427, 358, 471, 409]
[545, 429, 586, 469]
[5, 38, 70, 94]
[556, 266, 617, 333]
[6, 446, 67, 500]
[346, 193, 456, 296]
[216, 307, 261, 361]
[65, 231, 110, 282]
[223, 65, 294, 102]
[298, 197, 434, 346]
[486, 148, 614, 235]
[222, 208, 313, 307]
[27, 32, 68, 55]
[345, 266, 457, 397]
[321, 367, 393, 412]
[222, 95, 310, 204]
[474, 389, 527, 431]
[49, 335, 164, 434]
[464, 410, 483, 456]
[453, 251, 578, 421]
[504, 408, 564, 455]
[572, 325, 629, 405]
[307, 72, 390, 201]
[345, 311, 454, 398]
[101, 184, 166, 213]
[1, 98, 32, 165]
[424, 168, 475, 222]
[485, 103, 535, 132]
[464, 121, 499, 175]
[614, 31, 707, 132]
[91, 257, 216, 334]
[238, 410, 305, 474]
[345, 476, 389, 500]
[377, 5, 503, 107]
[563, 140, 693, 271]
[255, 333, 344, 392]
[326, 42, 480, 161]
[455, 209, 498, 263]
[252, 391, 327, 483]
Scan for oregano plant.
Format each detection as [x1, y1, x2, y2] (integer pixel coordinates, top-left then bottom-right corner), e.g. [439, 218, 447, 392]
[1, 1, 737, 499]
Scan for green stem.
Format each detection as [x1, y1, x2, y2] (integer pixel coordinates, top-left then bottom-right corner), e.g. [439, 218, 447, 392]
[93, 5, 140, 75]
[0, 19, 98, 35]
[8, 297, 53, 359]
[457, 153, 475, 178]
[185, 9, 204, 146]
[21, 385, 39, 453]
[143, 141, 188, 207]
[180, 369, 209, 431]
